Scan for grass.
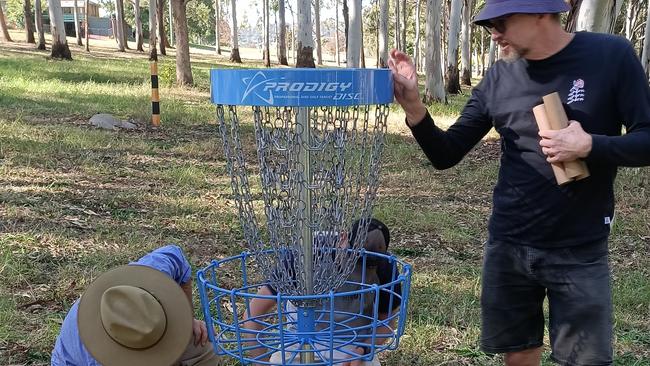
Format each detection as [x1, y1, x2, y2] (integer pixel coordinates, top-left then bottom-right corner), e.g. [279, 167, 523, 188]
[0, 31, 649, 365]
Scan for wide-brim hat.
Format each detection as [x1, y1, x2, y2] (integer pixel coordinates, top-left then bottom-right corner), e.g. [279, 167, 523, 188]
[474, 0, 571, 26]
[78, 265, 193, 366]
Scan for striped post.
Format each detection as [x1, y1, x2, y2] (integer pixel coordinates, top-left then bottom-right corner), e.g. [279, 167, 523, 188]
[150, 61, 161, 127]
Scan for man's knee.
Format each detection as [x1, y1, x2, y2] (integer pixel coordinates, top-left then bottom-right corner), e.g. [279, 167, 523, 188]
[504, 346, 543, 366]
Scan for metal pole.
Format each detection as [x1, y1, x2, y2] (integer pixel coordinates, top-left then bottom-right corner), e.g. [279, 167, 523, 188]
[297, 106, 314, 364]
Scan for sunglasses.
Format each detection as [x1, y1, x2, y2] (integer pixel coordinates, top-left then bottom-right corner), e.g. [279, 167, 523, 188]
[481, 15, 511, 34]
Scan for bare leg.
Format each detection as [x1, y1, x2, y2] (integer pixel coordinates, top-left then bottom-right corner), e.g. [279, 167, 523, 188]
[504, 346, 543, 366]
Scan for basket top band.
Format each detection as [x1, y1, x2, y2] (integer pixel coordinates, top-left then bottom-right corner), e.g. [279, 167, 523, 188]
[210, 68, 394, 107]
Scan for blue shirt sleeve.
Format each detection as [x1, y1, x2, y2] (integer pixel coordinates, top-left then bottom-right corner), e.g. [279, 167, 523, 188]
[129, 245, 192, 285]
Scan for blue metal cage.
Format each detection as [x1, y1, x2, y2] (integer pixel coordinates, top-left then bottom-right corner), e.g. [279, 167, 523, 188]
[198, 250, 411, 365]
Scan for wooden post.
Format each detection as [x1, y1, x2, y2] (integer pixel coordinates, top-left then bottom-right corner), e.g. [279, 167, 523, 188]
[151, 62, 160, 127]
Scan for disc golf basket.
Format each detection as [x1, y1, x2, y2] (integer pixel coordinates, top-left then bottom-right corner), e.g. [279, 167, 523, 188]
[198, 68, 412, 365]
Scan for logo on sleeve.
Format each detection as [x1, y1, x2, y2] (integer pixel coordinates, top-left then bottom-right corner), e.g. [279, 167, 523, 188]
[567, 79, 585, 104]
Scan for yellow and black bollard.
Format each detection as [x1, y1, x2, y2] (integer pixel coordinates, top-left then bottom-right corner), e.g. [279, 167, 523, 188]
[150, 61, 160, 127]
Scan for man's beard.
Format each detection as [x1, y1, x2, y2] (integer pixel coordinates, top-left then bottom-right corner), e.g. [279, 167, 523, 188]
[500, 45, 523, 63]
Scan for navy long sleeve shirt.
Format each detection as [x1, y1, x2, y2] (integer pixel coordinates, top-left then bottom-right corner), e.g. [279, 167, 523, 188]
[410, 32, 650, 248]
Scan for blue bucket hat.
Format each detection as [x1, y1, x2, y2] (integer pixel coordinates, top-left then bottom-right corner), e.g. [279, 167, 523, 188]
[473, 0, 570, 26]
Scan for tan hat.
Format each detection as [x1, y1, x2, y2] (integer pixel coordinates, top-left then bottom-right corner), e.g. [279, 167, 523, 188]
[77, 265, 193, 366]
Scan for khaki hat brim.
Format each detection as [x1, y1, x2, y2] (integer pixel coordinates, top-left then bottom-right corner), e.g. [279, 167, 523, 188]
[78, 265, 193, 366]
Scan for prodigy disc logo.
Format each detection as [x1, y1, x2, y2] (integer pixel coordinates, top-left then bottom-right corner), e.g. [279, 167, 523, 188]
[240, 71, 357, 105]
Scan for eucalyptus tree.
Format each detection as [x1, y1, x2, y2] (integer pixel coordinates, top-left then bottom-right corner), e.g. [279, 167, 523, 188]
[24, 0, 35, 43]
[460, 0, 473, 85]
[171, 0, 193, 84]
[34, 0, 45, 48]
[424, 0, 445, 103]
[576, 0, 623, 33]
[47, 0, 72, 59]
[296, 0, 315, 66]
[114, 0, 126, 51]
[0, 1, 12, 42]
[315, 0, 322, 65]
[73, 0, 82, 45]
[445, 0, 462, 93]
[642, 0, 650, 79]
[263, 0, 270, 66]
[214, 0, 221, 54]
[134, 0, 144, 51]
[278, 0, 287, 64]
[84, 0, 89, 51]
[149, 0, 158, 60]
[229, 0, 241, 62]
[346, 0, 361, 67]
[378, 0, 388, 67]
[414, 0, 422, 71]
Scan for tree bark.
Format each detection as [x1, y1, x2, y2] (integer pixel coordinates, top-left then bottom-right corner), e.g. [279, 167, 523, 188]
[0, 1, 13, 42]
[576, 0, 623, 33]
[346, 0, 361, 67]
[424, 0, 445, 103]
[296, 0, 314, 67]
[642, 0, 650, 79]
[413, 0, 421, 71]
[149, 0, 158, 61]
[73, 0, 82, 45]
[229, 0, 241, 62]
[35, 0, 46, 49]
[24, 0, 35, 43]
[134, 0, 144, 51]
[400, 0, 406, 51]
[394, 0, 400, 50]
[84, 0, 89, 51]
[460, 0, 472, 85]
[172, 0, 192, 85]
[488, 38, 496, 67]
[214, 0, 221, 54]
[48, 0, 72, 59]
[445, 0, 462, 94]
[157, 0, 167, 54]
[114, 0, 126, 51]
[263, 0, 270, 66]
[314, 0, 322, 65]
[278, 0, 287, 64]
[378, 0, 388, 67]
[343, 0, 349, 60]
[335, 0, 340, 65]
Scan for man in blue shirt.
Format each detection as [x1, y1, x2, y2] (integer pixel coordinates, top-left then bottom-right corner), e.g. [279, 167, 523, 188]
[51, 245, 222, 366]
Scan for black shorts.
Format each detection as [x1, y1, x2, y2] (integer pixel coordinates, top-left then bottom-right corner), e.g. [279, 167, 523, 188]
[480, 238, 613, 366]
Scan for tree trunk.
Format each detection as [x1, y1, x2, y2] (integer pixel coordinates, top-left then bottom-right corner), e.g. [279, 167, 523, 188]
[460, 0, 472, 85]
[642, 0, 650, 79]
[48, 0, 72, 59]
[149, 0, 158, 61]
[134, 0, 144, 51]
[84, 0, 89, 51]
[35, 0, 46, 49]
[576, 0, 623, 33]
[168, 0, 173, 44]
[278, 0, 287, 64]
[394, 0, 400, 49]
[360, 15, 365, 67]
[378, 0, 388, 67]
[314, 0, 322, 65]
[114, 0, 126, 51]
[565, 0, 581, 32]
[24, 0, 35, 43]
[172, 0, 192, 85]
[424, 0, 445, 103]
[488, 38, 496, 67]
[158, 0, 167, 54]
[229, 0, 241, 62]
[0, 1, 13, 42]
[263, 0, 270, 66]
[214, 0, 221, 54]
[296, 0, 314, 67]
[445, 0, 462, 94]
[400, 0, 406, 51]
[335, 0, 340, 65]
[346, 0, 361, 68]
[122, 0, 130, 49]
[73, 0, 82, 45]
[343, 0, 349, 61]
[413, 0, 421, 71]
